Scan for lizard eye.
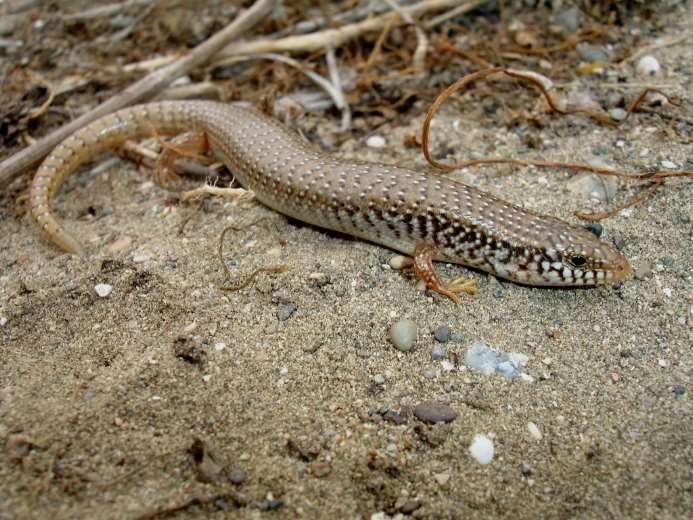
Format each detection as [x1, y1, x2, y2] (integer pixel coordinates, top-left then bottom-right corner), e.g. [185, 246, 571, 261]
[568, 255, 586, 267]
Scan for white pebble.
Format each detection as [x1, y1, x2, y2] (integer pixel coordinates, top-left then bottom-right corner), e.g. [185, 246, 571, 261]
[469, 434, 494, 465]
[658, 359, 669, 368]
[388, 255, 412, 270]
[609, 108, 627, 121]
[0, 317, 7, 327]
[636, 55, 660, 76]
[94, 283, 113, 298]
[389, 319, 417, 352]
[366, 135, 386, 148]
[662, 288, 673, 298]
[279, 367, 289, 376]
[202, 374, 212, 382]
[132, 253, 149, 263]
[527, 421, 543, 440]
[214, 342, 226, 351]
[441, 360, 455, 372]
[660, 160, 676, 169]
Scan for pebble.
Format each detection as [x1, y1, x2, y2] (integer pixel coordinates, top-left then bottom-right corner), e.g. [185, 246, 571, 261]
[214, 342, 226, 352]
[389, 319, 417, 352]
[609, 108, 628, 122]
[465, 342, 528, 379]
[107, 235, 132, 254]
[521, 462, 533, 476]
[660, 160, 676, 169]
[583, 223, 603, 237]
[399, 499, 421, 514]
[277, 303, 297, 321]
[0, 317, 7, 327]
[576, 43, 609, 62]
[413, 401, 457, 424]
[388, 255, 411, 270]
[662, 288, 673, 298]
[366, 135, 386, 148]
[431, 344, 445, 360]
[310, 461, 331, 478]
[434, 472, 450, 485]
[636, 55, 660, 76]
[372, 373, 385, 385]
[527, 421, 543, 440]
[422, 367, 437, 379]
[672, 385, 685, 396]
[228, 468, 247, 484]
[94, 283, 113, 298]
[469, 434, 494, 465]
[567, 173, 617, 202]
[433, 325, 452, 343]
[132, 253, 149, 263]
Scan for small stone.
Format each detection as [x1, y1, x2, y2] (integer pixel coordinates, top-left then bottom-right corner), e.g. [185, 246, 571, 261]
[521, 462, 533, 476]
[609, 108, 628, 122]
[310, 461, 331, 478]
[229, 468, 247, 484]
[94, 283, 113, 298]
[434, 472, 450, 486]
[662, 288, 673, 298]
[567, 173, 617, 202]
[413, 401, 457, 424]
[366, 135, 386, 148]
[636, 55, 660, 77]
[214, 342, 226, 351]
[422, 367, 437, 379]
[132, 253, 149, 263]
[399, 499, 422, 514]
[0, 317, 7, 327]
[659, 256, 675, 267]
[277, 303, 297, 321]
[431, 344, 444, 360]
[107, 235, 132, 254]
[576, 43, 609, 62]
[672, 385, 685, 396]
[658, 359, 669, 368]
[527, 421, 543, 440]
[633, 262, 652, 280]
[372, 373, 385, 385]
[389, 319, 417, 352]
[388, 255, 412, 270]
[433, 325, 452, 343]
[469, 434, 494, 465]
[660, 160, 676, 169]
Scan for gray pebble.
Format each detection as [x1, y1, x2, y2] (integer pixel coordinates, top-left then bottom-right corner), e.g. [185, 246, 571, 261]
[431, 344, 445, 360]
[277, 303, 297, 321]
[422, 367, 437, 379]
[413, 401, 457, 424]
[576, 43, 609, 62]
[434, 325, 452, 343]
[521, 462, 533, 476]
[399, 500, 422, 514]
[567, 173, 618, 202]
[673, 385, 685, 396]
[609, 108, 628, 122]
[372, 373, 386, 385]
[389, 319, 417, 351]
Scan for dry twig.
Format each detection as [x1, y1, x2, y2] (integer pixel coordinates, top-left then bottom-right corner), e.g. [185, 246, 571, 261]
[421, 67, 692, 220]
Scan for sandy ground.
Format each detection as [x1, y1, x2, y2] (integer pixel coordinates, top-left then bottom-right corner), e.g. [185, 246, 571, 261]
[1, 6, 691, 520]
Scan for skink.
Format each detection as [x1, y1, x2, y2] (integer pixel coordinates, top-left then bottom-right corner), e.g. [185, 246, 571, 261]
[29, 101, 631, 301]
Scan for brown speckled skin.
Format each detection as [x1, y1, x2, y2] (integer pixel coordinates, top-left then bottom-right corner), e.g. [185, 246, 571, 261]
[30, 101, 630, 286]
